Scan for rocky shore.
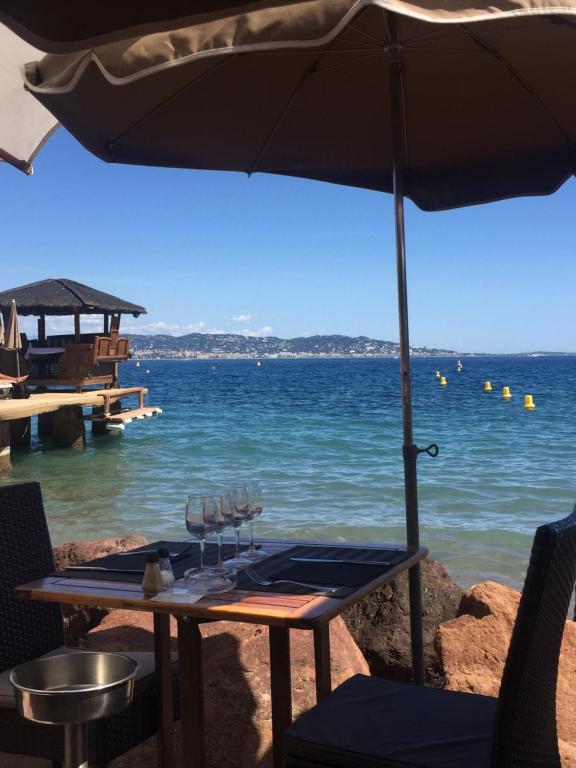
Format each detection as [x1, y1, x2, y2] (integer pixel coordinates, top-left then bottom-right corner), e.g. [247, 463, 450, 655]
[4, 537, 575, 767]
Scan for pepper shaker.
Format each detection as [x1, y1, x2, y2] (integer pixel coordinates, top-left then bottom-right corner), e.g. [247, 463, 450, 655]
[142, 552, 164, 596]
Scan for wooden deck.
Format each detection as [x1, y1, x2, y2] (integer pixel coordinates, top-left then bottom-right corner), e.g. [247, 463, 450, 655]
[0, 387, 147, 422]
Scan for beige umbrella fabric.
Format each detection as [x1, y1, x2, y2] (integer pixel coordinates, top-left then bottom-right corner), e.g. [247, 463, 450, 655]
[0, 312, 4, 346]
[0, 22, 58, 174]
[5, 300, 21, 350]
[23, 0, 576, 210]
[5, 300, 22, 376]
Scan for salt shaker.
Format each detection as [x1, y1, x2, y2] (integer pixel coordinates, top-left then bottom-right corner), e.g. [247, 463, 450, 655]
[158, 547, 175, 590]
[142, 552, 164, 596]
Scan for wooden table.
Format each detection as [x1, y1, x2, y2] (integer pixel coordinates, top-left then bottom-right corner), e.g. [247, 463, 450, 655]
[16, 540, 426, 768]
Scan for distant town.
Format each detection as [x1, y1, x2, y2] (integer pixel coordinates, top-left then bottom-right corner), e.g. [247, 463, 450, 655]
[127, 333, 459, 360]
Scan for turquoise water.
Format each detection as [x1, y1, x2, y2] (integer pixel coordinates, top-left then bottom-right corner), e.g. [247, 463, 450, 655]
[2, 356, 575, 588]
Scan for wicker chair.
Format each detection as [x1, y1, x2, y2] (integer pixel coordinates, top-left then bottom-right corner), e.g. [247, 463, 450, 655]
[0, 481, 179, 767]
[284, 509, 576, 768]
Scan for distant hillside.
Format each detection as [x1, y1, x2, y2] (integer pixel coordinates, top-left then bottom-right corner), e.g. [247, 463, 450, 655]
[127, 333, 458, 359]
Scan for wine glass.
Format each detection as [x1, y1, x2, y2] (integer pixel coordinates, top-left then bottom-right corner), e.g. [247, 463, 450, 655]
[225, 483, 252, 567]
[184, 493, 219, 590]
[243, 480, 268, 561]
[207, 490, 236, 577]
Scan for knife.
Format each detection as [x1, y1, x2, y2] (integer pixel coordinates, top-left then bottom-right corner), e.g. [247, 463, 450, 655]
[290, 557, 392, 566]
[65, 565, 144, 574]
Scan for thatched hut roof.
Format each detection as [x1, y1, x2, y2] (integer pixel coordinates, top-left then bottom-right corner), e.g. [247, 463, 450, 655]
[0, 279, 146, 316]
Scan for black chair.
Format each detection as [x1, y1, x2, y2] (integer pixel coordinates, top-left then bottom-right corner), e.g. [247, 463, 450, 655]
[284, 509, 576, 768]
[0, 481, 179, 767]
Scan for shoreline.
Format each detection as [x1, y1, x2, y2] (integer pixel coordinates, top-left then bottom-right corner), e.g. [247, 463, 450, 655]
[131, 352, 576, 361]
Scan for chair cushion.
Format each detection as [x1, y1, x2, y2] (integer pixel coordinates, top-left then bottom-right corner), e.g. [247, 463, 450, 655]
[0, 646, 177, 710]
[284, 675, 498, 768]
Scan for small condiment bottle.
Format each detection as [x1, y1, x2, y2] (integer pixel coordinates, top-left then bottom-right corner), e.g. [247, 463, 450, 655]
[158, 547, 175, 590]
[142, 552, 164, 596]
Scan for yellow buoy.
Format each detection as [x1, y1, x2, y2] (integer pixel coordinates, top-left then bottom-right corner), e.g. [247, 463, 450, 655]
[484, 381, 493, 392]
[502, 386, 512, 400]
[524, 394, 536, 410]
[440, 376, 447, 386]
[435, 371, 441, 378]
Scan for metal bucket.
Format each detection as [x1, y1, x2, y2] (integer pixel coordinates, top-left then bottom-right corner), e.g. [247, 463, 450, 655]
[10, 652, 138, 768]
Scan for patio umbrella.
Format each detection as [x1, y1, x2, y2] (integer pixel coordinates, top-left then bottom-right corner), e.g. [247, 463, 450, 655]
[5, 299, 22, 376]
[0, 22, 58, 173]
[21, 0, 576, 683]
[0, 312, 4, 346]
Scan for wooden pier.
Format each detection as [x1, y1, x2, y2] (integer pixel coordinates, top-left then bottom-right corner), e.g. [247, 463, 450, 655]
[0, 387, 161, 472]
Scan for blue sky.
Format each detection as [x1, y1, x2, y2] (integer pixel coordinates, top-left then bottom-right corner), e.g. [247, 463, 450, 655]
[1, 128, 574, 353]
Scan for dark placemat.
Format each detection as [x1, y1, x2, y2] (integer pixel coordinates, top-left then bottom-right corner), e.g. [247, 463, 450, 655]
[236, 545, 411, 597]
[55, 540, 250, 583]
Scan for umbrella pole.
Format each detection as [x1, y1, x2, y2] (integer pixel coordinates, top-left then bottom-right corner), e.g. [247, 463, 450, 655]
[389, 38, 425, 685]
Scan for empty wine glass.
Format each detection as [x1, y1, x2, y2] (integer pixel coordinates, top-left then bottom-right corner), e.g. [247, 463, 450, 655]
[185, 493, 220, 590]
[225, 483, 252, 567]
[243, 480, 268, 561]
[207, 490, 236, 577]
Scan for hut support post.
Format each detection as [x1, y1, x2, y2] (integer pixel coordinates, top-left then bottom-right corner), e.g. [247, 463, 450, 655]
[0, 422, 11, 473]
[38, 412, 54, 437]
[52, 406, 86, 449]
[10, 417, 31, 449]
[92, 400, 122, 436]
[103, 313, 109, 335]
[38, 315, 46, 343]
[74, 312, 81, 342]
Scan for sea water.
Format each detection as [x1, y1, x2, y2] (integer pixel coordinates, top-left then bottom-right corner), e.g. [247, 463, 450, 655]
[2, 356, 575, 588]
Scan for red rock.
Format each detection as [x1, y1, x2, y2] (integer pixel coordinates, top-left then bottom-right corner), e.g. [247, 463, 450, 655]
[52, 535, 149, 571]
[343, 558, 462, 685]
[52, 535, 149, 647]
[437, 580, 576, 766]
[88, 609, 369, 768]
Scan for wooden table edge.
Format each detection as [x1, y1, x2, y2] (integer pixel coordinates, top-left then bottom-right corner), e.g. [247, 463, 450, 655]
[15, 546, 427, 628]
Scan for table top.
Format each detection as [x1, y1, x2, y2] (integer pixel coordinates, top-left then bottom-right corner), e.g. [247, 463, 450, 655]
[16, 540, 427, 629]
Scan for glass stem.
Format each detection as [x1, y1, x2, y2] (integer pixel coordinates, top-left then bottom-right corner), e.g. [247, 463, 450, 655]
[217, 532, 223, 567]
[248, 521, 256, 553]
[199, 538, 205, 571]
[235, 527, 241, 558]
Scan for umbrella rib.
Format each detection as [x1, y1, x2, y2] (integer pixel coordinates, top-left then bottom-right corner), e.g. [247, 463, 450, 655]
[248, 50, 381, 175]
[345, 23, 387, 48]
[315, 49, 382, 74]
[463, 23, 574, 147]
[249, 7, 380, 175]
[404, 21, 537, 47]
[107, 56, 234, 150]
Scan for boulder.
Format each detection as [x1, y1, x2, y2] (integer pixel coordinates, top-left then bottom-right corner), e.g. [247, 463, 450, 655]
[343, 558, 462, 685]
[87, 609, 369, 768]
[52, 535, 149, 571]
[52, 535, 149, 646]
[437, 580, 576, 767]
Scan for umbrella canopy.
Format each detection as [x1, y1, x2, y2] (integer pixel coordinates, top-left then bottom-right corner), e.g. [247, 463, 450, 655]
[0, 1, 234, 53]
[0, 278, 147, 317]
[20, 0, 576, 683]
[0, 312, 4, 346]
[22, 0, 576, 210]
[0, 22, 58, 173]
[5, 300, 22, 350]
